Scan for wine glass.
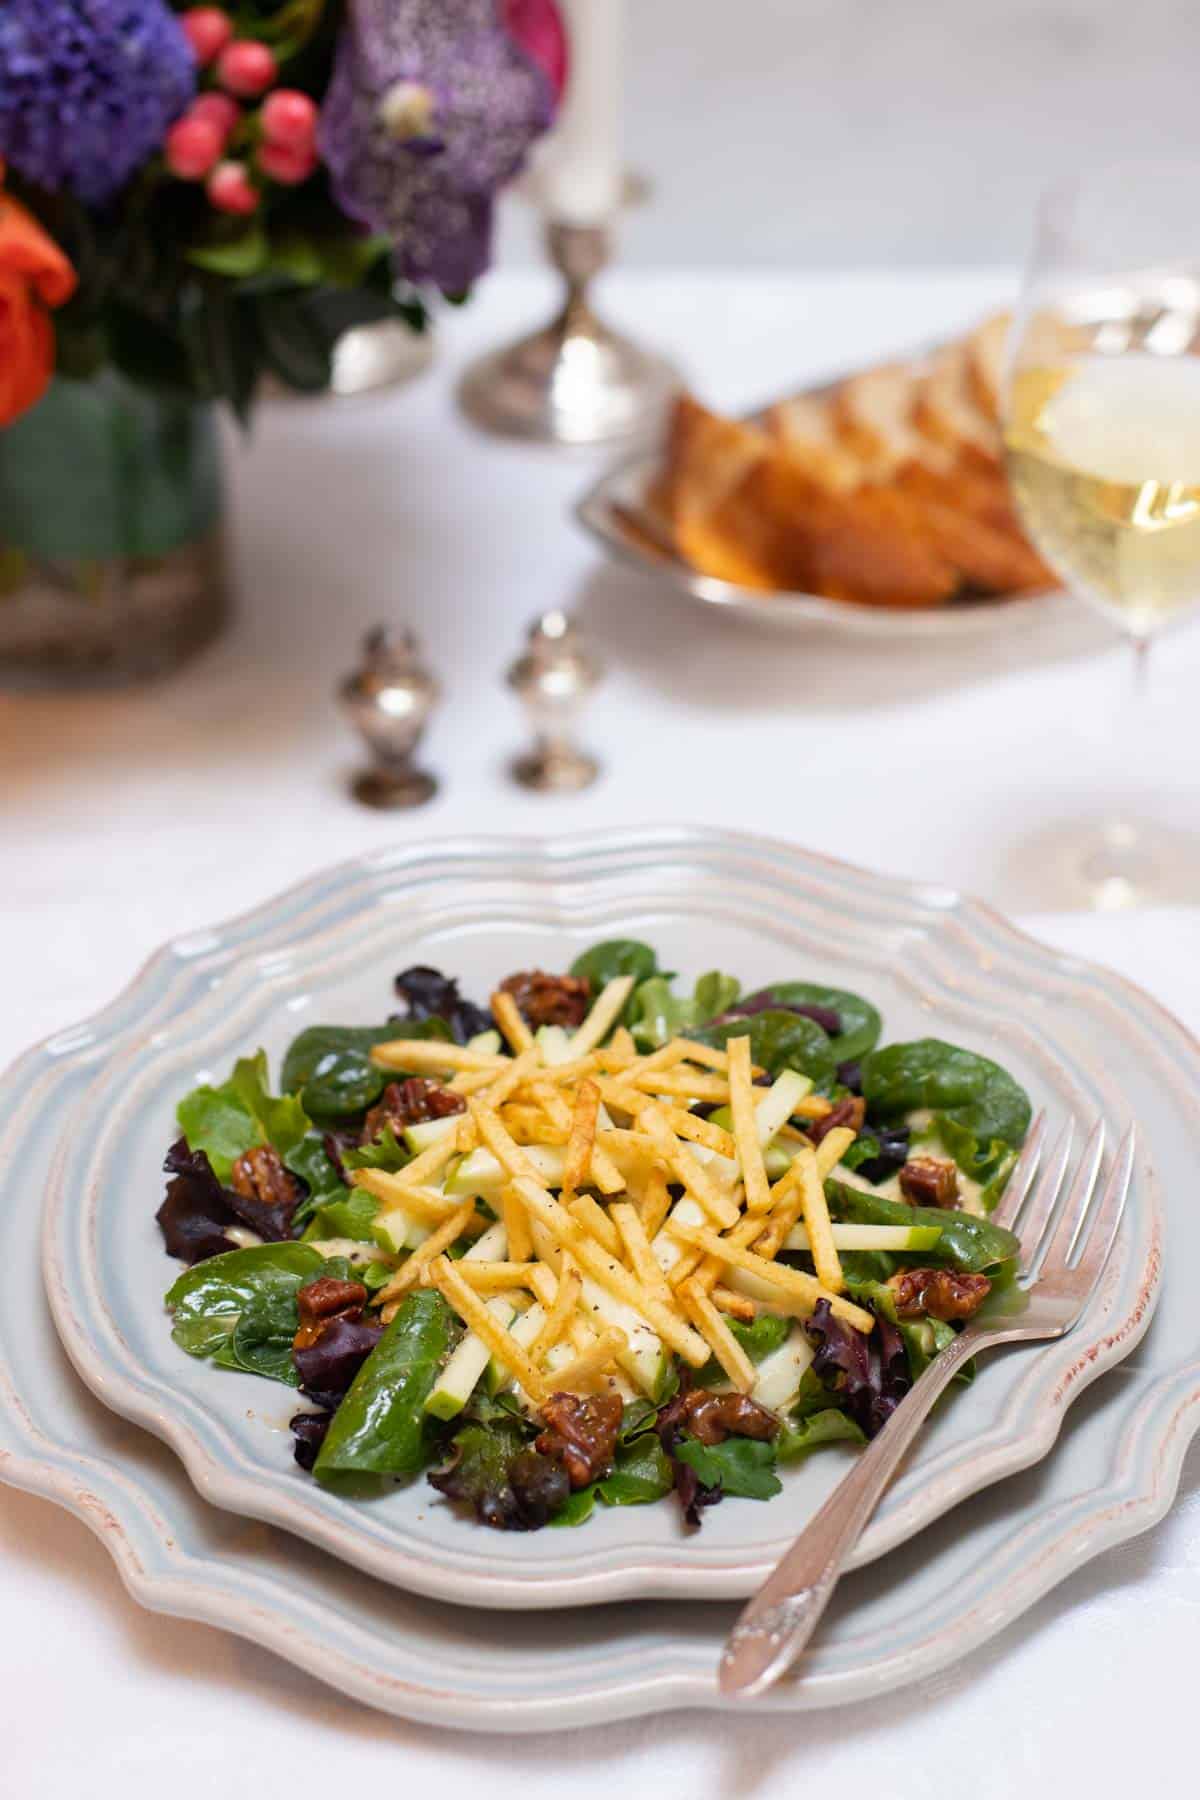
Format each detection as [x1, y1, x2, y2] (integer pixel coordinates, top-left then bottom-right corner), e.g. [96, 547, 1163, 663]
[1001, 163, 1200, 908]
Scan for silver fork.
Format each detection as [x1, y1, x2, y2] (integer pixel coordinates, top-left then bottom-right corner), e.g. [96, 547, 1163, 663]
[719, 1113, 1136, 1700]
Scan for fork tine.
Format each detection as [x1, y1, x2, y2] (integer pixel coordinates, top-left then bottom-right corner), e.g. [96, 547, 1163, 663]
[1065, 1123, 1136, 1279]
[991, 1110, 1046, 1232]
[1015, 1118, 1075, 1270]
[1037, 1117, 1106, 1276]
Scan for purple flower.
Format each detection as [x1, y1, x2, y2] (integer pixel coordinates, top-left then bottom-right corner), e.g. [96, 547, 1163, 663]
[0, 0, 195, 207]
[319, 0, 559, 292]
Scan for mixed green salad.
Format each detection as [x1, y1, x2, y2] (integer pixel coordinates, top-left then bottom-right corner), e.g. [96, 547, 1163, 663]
[156, 946, 1029, 1532]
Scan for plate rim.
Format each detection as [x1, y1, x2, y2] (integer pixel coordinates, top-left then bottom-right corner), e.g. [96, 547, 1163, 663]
[37, 827, 1166, 1612]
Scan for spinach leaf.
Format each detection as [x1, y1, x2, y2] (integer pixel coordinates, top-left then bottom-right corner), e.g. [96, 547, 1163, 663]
[674, 1435, 782, 1501]
[862, 1038, 1031, 1149]
[630, 969, 741, 1049]
[776, 1406, 865, 1463]
[176, 1049, 309, 1183]
[827, 1180, 1020, 1274]
[568, 940, 660, 993]
[281, 1019, 452, 1119]
[690, 1011, 838, 1087]
[749, 983, 882, 1065]
[299, 1188, 381, 1245]
[284, 1131, 345, 1224]
[314, 1289, 458, 1484]
[165, 1242, 325, 1381]
[696, 1311, 790, 1385]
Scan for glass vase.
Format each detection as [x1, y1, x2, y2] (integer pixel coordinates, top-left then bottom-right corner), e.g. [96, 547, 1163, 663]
[0, 370, 227, 687]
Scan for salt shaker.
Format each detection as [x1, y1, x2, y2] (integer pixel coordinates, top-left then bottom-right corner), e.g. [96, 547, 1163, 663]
[339, 625, 439, 809]
[506, 610, 602, 791]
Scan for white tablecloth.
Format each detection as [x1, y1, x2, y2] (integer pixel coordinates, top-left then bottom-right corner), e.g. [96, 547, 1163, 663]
[2, 271, 1198, 1795]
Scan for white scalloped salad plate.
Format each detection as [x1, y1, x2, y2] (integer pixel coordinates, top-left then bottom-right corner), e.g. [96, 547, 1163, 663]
[37, 832, 1166, 1613]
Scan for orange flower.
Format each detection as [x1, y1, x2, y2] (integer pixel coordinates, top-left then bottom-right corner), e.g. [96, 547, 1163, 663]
[0, 161, 77, 428]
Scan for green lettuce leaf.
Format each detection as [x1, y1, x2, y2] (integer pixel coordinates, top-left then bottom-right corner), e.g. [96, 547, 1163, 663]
[176, 1049, 309, 1183]
[299, 1188, 381, 1245]
[776, 1407, 865, 1463]
[675, 1435, 782, 1500]
[342, 1126, 412, 1174]
[695, 1310, 790, 1385]
[629, 969, 740, 1049]
[550, 1430, 675, 1526]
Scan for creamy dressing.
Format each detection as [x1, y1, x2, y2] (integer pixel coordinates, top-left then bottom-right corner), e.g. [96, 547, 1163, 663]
[223, 1225, 263, 1250]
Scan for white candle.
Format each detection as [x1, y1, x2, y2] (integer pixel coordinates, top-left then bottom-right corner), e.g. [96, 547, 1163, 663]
[537, 0, 625, 225]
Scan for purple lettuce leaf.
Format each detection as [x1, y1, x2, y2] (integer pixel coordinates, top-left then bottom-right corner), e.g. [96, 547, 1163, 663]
[293, 1316, 384, 1398]
[156, 1138, 239, 1264]
[804, 1298, 910, 1439]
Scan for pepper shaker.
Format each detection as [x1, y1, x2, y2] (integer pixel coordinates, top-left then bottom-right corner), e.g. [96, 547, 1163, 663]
[506, 610, 602, 792]
[339, 625, 439, 809]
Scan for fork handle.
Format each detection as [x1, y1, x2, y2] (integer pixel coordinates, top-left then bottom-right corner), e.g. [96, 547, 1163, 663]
[719, 1327, 980, 1699]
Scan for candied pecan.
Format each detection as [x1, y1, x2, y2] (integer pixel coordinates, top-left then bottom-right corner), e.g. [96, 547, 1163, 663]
[361, 1077, 465, 1144]
[808, 1095, 866, 1145]
[898, 1156, 960, 1209]
[888, 1267, 991, 1322]
[231, 1144, 301, 1211]
[499, 969, 592, 1030]
[535, 1391, 623, 1489]
[292, 1275, 368, 1352]
[682, 1390, 779, 1446]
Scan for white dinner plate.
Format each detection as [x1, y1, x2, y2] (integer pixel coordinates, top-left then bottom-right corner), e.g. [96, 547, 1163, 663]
[39, 830, 1160, 1612]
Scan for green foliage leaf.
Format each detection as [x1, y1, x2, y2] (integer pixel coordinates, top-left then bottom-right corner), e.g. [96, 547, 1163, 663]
[862, 1039, 1031, 1149]
[776, 1407, 865, 1463]
[187, 227, 269, 278]
[675, 1435, 782, 1501]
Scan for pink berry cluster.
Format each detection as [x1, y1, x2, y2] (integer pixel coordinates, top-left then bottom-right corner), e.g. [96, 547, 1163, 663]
[167, 8, 319, 216]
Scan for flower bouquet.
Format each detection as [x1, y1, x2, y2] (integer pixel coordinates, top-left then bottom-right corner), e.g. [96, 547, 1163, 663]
[0, 0, 566, 680]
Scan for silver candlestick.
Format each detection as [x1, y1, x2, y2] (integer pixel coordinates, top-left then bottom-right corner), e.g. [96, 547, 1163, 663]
[458, 220, 679, 445]
[339, 625, 440, 809]
[506, 609, 602, 791]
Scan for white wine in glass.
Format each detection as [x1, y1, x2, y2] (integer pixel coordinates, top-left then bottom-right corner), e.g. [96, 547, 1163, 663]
[1002, 169, 1200, 906]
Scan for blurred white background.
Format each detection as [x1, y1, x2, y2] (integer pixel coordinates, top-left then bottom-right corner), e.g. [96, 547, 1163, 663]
[499, 0, 1200, 268]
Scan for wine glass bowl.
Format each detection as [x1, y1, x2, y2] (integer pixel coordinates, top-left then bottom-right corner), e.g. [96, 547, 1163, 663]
[998, 166, 1200, 907]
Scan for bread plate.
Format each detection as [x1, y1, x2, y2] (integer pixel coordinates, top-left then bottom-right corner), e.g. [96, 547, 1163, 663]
[577, 453, 1061, 638]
